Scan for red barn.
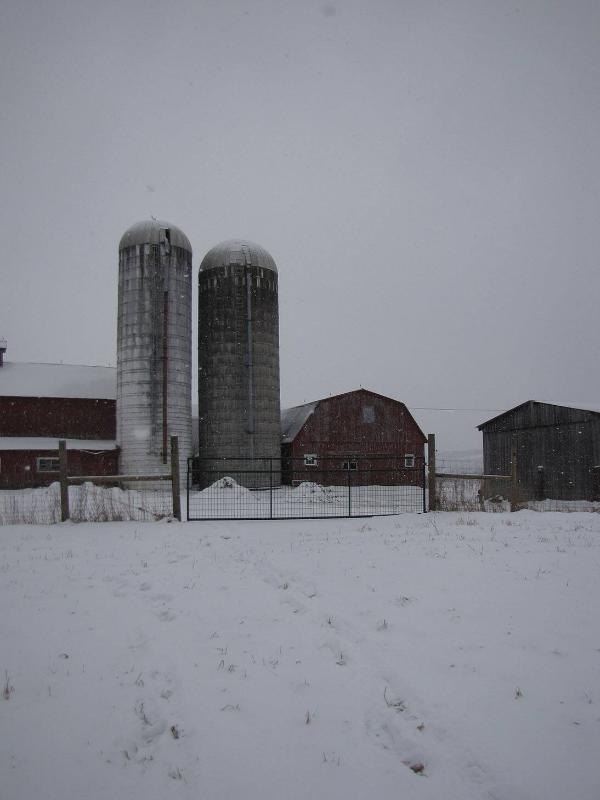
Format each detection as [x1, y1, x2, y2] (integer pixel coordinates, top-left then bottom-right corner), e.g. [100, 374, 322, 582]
[280, 389, 426, 486]
[0, 359, 118, 489]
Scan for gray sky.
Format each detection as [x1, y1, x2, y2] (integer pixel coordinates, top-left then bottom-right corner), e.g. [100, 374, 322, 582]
[1, 0, 599, 450]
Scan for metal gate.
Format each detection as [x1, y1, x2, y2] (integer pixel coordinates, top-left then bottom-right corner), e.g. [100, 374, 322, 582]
[187, 455, 426, 520]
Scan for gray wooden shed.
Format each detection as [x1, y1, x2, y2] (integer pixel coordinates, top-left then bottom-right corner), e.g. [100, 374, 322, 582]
[478, 401, 600, 502]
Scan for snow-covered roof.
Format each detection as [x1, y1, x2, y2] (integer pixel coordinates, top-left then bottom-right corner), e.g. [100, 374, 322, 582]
[0, 438, 116, 451]
[200, 240, 277, 274]
[119, 219, 192, 252]
[0, 362, 116, 399]
[281, 402, 319, 443]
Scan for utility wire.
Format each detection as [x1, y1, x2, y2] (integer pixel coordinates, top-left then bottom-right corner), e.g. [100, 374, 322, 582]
[409, 407, 506, 413]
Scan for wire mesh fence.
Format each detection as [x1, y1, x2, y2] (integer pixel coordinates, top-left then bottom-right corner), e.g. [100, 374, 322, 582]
[0, 436, 181, 525]
[0, 485, 62, 525]
[0, 481, 174, 525]
[68, 482, 174, 522]
[433, 456, 600, 513]
[187, 456, 426, 519]
[434, 455, 509, 512]
[434, 475, 509, 512]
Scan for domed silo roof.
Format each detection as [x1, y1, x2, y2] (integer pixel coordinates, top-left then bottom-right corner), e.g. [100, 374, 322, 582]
[199, 240, 277, 273]
[119, 219, 192, 252]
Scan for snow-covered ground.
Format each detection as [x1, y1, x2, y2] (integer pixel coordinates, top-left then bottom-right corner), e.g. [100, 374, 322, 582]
[1, 512, 599, 800]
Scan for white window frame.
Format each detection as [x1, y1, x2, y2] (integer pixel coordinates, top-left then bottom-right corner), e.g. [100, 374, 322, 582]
[37, 457, 60, 473]
[404, 454, 415, 468]
[303, 454, 318, 466]
[343, 460, 358, 471]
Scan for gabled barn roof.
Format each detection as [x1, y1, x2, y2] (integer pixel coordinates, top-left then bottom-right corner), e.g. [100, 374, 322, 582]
[0, 362, 116, 400]
[281, 389, 426, 444]
[478, 400, 600, 430]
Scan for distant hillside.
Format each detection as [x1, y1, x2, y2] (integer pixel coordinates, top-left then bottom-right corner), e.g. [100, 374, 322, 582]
[437, 449, 483, 474]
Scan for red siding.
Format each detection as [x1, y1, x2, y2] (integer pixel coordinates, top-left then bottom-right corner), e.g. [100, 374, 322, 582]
[0, 397, 116, 439]
[0, 449, 119, 490]
[285, 390, 425, 486]
[0, 395, 117, 488]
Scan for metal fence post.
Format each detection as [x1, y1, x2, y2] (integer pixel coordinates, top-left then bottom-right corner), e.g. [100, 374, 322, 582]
[59, 439, 69, 522]
[269, 458, 273, 519]
[348, 468, 352, 517]
[186, 457, 191, 522]
[427, 434, 436, 512]
[170, 435, 181, 521]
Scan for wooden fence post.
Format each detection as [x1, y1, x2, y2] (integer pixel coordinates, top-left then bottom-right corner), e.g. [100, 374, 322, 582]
[427, 434, 436, 512]
[535, 466, 545, 501]
[59, 440, 69, 521]
[510, 436, 518, 512]
[593, 466, 600, 503]
[170, 435, 181, 521]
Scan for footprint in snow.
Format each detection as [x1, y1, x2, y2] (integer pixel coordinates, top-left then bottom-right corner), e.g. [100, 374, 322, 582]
[150, 592, 174, 603]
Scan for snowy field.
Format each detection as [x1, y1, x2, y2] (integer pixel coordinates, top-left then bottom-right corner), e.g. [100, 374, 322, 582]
[1, 512, 599, 800]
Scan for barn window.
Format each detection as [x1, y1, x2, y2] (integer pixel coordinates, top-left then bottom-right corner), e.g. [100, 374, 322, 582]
[362, 405, 375, 423]
[404, 454, 415, 468]
[37, 457, 60, 472]
[343, 460, 358, 470]
[303, 454, 318, 466]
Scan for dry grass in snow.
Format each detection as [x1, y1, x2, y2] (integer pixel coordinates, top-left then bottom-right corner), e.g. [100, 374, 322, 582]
[1, 511, 599, 799]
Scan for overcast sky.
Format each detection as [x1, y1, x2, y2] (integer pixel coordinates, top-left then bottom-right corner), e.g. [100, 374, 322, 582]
[1, 0, 599, 450]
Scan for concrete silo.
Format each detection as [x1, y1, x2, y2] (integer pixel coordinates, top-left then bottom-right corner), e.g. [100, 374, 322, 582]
[198, 240, 281, 487]
[117, 220, 192, 482]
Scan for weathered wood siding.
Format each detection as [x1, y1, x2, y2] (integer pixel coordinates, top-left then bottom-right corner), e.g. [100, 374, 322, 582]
[481, 402, 600, 501]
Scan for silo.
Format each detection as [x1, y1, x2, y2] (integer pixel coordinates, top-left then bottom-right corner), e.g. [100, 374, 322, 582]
[198, 240, 281, 488]
[117, 220, 192, 484]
